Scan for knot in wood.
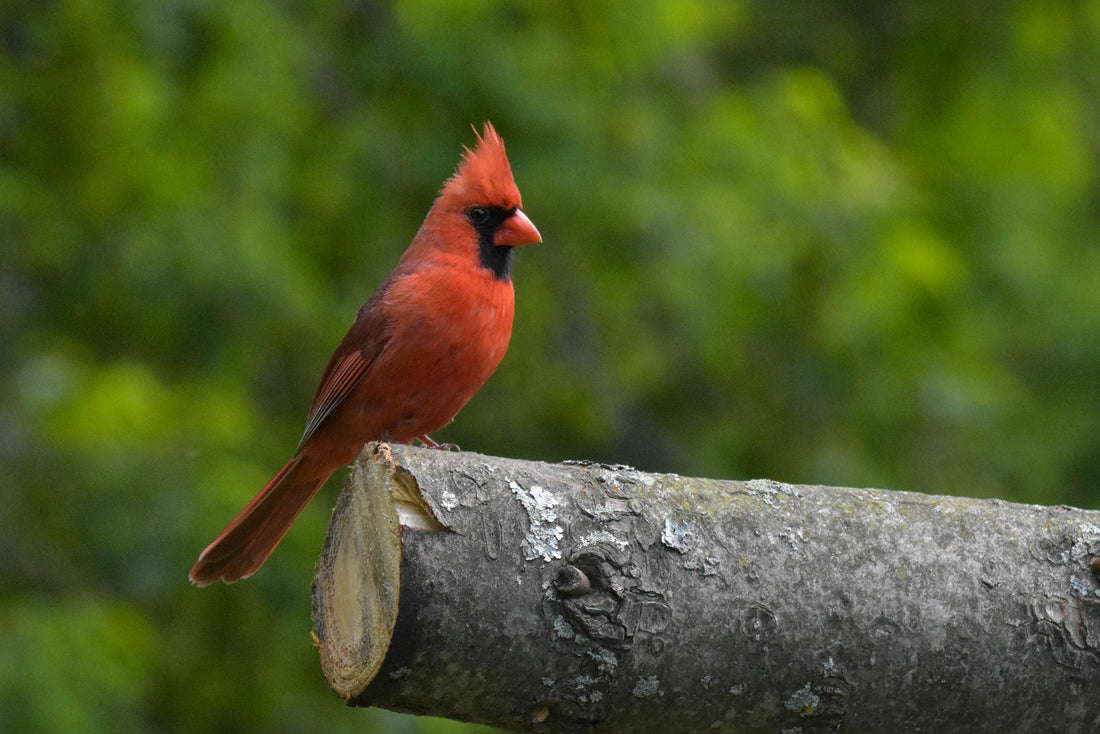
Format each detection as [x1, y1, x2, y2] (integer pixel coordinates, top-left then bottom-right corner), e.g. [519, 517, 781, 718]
[569, 543, 631, 594]
[554, 564, 592, 597]
[556, 543, 633, 645]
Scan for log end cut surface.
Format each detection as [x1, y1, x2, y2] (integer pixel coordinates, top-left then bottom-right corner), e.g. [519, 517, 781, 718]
[311, 444, 406, 699]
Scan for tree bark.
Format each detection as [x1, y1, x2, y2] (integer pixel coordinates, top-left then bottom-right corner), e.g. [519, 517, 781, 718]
[311, 443, 1100, 733]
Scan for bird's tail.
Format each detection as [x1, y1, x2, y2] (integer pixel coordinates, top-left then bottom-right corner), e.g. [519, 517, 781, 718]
[189, 454, 331, 586]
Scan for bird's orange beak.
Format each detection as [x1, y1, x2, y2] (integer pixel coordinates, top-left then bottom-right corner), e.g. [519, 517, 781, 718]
[494, 209, 541, 247]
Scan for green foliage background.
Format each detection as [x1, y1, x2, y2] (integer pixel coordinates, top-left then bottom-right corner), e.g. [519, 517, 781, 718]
[3, 1, 1099, 732]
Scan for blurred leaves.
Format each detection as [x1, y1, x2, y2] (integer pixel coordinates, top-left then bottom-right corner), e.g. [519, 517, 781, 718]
[0, 597, 156, 733]
[2, 0, 1099, 732]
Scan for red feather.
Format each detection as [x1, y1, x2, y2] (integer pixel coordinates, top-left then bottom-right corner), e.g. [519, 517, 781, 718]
[189, 123, 540, 585]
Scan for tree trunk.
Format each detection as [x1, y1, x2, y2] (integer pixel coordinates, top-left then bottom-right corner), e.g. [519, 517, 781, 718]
[311, 443, 1100, 733]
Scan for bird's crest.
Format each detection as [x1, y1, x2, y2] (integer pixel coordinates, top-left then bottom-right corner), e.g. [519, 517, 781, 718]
[441, 122, 523, 209]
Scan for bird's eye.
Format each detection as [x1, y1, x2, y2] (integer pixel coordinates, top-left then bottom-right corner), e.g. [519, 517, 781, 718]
[467, 207, 490, 225]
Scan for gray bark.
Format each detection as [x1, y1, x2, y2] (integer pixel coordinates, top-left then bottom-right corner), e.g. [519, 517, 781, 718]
[311, 443, 1100, 733]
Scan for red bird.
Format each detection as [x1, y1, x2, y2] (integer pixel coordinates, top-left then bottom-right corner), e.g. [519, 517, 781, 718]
[190, 123, 540, 585]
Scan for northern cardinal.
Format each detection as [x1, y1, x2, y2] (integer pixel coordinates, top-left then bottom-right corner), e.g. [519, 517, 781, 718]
[190, 123, 540, 586]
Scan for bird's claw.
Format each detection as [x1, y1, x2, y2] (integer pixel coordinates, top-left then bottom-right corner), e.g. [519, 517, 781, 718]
[418, 435, 460, 451]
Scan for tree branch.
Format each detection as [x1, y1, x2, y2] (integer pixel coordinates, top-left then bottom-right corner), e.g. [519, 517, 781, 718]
[311, 443, 1100, 733]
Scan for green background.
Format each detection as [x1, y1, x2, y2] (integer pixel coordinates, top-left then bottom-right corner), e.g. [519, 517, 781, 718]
[3, 1, 1099, 732]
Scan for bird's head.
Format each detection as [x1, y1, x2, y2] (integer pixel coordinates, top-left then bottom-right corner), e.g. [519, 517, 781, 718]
[432, 122, 541, 280]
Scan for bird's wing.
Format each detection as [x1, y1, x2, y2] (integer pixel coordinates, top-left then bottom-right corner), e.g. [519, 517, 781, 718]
[296, 298, 391, 452]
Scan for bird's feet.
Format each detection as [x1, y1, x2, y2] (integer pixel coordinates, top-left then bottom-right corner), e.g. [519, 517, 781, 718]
[418, 434, 460, 451]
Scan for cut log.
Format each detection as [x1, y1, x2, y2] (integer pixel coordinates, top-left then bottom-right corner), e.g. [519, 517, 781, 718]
[312, 443, 1100, 733]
